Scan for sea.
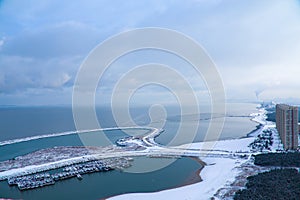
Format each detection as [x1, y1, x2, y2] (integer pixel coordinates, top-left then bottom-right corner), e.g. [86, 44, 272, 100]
[0, 103, 258, 199]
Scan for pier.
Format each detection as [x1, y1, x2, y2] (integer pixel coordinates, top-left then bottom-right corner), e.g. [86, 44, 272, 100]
[1, 127, 253, 192]
[8, 160, 115, 191]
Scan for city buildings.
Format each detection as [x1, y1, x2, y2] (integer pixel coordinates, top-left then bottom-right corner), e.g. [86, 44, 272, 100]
[276, 104, 299, 150]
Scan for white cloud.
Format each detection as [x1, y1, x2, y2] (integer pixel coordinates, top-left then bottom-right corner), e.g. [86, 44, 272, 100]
[0, 55, 81, 93]
[1, 0, 300, 105]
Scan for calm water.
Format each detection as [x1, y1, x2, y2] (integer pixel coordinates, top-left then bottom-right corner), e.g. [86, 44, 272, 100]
[0, 103, 258, 199]
[0, 103, 258, 142]
[0, 157, 200, 200]
[0, 128, 200, 199]
[0, 129, 149, 162]
[152, 103, 259, 145]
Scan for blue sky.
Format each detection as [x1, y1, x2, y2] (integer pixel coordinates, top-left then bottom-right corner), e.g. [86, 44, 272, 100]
[0, 0, 300, 105]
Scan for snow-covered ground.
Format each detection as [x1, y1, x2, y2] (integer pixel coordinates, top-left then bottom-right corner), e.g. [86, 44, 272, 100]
[109, 137, 254, 200]
[110, 157, 241, 200]
[110, 105, 277, 200]
[0, 104, 280, 199]
[0, 126, 156, 146]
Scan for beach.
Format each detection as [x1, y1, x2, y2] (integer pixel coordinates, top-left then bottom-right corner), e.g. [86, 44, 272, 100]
[0, 103, 265, 199]
[109, 105, 280, 200]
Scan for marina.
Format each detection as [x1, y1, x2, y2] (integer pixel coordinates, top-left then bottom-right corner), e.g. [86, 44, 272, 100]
[0, 157, 202, 200]
[0, 103, 259, 199]
[0, 126, 252, 192]
[7, 160, 126, 191]
[8, 173, 55, 190]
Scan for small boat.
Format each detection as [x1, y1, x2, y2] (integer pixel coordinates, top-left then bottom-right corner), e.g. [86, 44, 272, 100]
[77, 174, 83, 180]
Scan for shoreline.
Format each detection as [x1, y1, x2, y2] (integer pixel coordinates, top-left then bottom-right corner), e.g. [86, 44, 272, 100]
[109, 104, 270, 200]
[180, 157, 206, 187]
[0, 103, 267, 199]
[178, 156, 206, 188]
[0, 126, 156, 146]
[161, 105, 264, 194]
[103, 156, 206, 200]
[245, 124, 263, 138]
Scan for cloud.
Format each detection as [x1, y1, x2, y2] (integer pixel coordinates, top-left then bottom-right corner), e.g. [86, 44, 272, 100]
[0, 55, 80, 93]
[1, 0, 300, 105]
[0, 37, 5, 50]
[144, 0, 300, 68]
[1, 21, 104, 59]
[219, 62, 300, 101]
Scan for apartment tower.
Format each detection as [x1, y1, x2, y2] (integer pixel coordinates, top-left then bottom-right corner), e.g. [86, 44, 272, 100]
[276, 104, 299, 150]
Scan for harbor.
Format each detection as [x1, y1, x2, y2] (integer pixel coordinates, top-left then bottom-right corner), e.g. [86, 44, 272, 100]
[0, 157, 202, 200]
[8, 173, 55, 190]
[7, 159, 130, 191]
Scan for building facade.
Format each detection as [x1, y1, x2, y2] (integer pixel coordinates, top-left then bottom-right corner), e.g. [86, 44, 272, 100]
[276, 104, 299, 150]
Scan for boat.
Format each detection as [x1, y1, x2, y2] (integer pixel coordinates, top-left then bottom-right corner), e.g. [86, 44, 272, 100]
[77, 174, 83, 180]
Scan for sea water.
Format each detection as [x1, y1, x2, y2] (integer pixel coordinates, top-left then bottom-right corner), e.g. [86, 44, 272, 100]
[0, 103, 258, 199]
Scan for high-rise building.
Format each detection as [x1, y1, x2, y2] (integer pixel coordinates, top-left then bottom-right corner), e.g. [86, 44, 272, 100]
[276, 104, 299, 150]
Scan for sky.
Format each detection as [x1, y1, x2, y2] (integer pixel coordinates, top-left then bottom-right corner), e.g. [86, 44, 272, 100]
[1, 0, 300, 106]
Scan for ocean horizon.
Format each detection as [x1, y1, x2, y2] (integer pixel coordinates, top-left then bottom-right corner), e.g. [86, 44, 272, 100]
[0, 102, 259, 199]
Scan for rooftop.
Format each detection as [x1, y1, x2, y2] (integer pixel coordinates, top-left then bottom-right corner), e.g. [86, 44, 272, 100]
[276, 104, 298, 110]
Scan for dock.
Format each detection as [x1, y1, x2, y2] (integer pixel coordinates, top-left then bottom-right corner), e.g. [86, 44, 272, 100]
[8, 160, 112, 191]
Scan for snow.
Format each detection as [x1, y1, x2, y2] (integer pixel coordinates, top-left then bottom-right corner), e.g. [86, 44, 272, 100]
[0, 155, 99, 180]
[0, 126, 156, 146]
[109, 105, 270, 200]
[109, 141, 249, 200]
[250, 108, 267, 125]
[1, 104, 276, 199]
[180, 137, 254, 153]
[111, 158, 240, 200]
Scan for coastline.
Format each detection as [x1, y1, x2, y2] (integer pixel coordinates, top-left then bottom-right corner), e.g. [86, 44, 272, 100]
[180, 157, 206, 187]
[109, 104, 270, 200]
[104, 156, 206, 200]
[0, 126, 156, 146]
[0, 103, 270, 199]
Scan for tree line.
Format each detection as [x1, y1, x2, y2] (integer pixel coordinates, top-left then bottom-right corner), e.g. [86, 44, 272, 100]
[254, 152, 300, 167]
[234, 152, 300, 199]
[234, 168, 300, 200]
